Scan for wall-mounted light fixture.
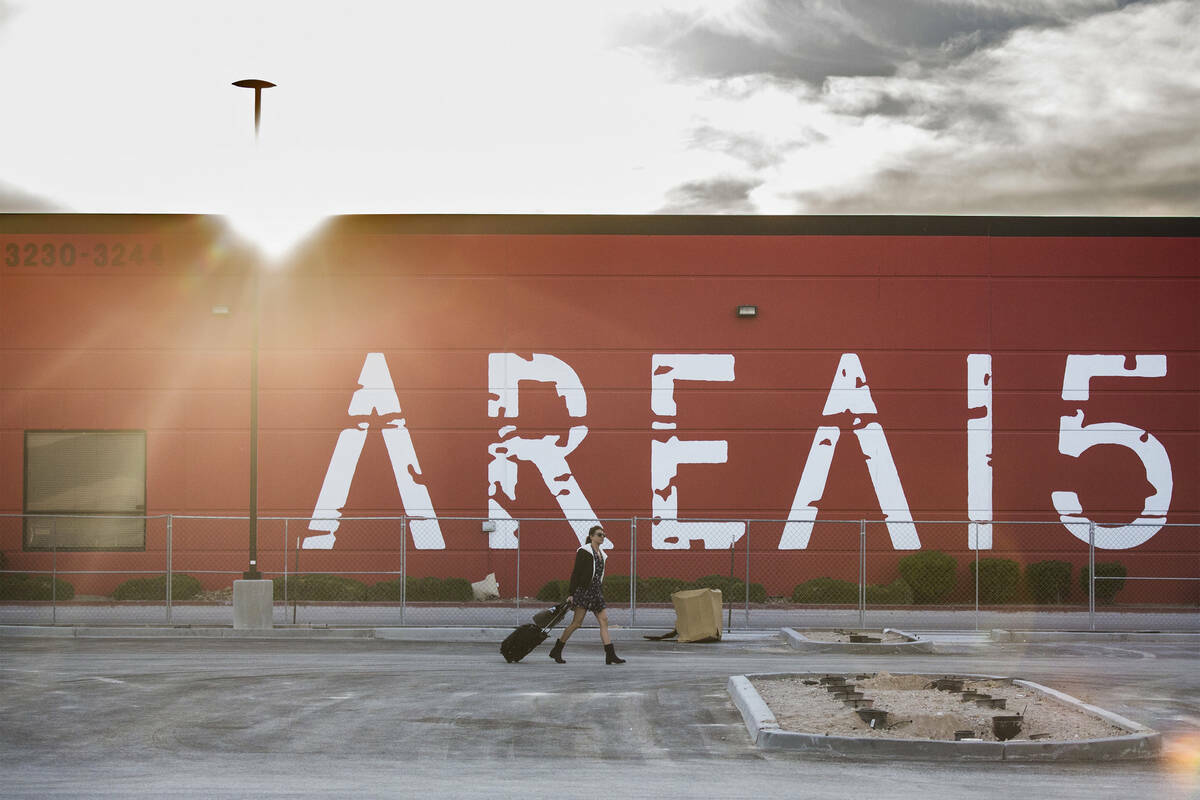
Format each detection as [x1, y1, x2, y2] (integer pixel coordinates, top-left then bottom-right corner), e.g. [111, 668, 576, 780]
[735, 304, 758, 318]
[211, 305, 231, 316]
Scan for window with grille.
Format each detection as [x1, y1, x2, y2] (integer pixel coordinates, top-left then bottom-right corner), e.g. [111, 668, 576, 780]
[23, 430, 146, 550]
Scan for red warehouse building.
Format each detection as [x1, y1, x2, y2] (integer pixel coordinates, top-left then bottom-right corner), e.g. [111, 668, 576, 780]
[1, 214, 1197, 604]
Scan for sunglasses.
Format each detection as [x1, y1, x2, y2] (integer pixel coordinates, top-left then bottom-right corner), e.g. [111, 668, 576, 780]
[592, 531, 606, 539]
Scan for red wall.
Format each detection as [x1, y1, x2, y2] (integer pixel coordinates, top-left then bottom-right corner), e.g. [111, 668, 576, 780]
[2, 215, 1197, 601]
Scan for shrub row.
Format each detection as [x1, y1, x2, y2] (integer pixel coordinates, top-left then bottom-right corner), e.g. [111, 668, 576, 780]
[1023, 560, 1127, 604]
[0, 573, 75, 601]
[112, 574, 203, 601]
[790, 578, 914, 605]
[793, 554, 1127, 606]
[0, 558, 1130, 606]
[366, 576, 474, 602]
[536, 574, 768, 604]
[270, 574, 476, 602]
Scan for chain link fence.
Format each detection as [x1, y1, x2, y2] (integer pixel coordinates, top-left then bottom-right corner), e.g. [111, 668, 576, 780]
[1, 514, 1196, 630]
[745, 518, 863, 631]
[0, 514, 171, 625]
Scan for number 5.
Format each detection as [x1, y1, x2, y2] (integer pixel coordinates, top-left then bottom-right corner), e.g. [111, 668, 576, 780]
[1051, 355, 1171, 549]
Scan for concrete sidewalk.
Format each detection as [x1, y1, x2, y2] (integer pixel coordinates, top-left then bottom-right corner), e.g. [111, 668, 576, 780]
[3, 601, 1197, 631]
[2, 623, 1196, 649]
[0, 623, 777, 643]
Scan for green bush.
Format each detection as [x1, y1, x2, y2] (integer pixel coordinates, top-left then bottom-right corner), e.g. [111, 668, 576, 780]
[536, 579, 569, 602]
[112, 574, 203, 601]
[396, 576, 474, 602]
[897, 550, 957, 604]
[438, 578, 474, 602]
[969, 558, 1021, 604]
[403, 576, 440, 601]
[1026, 561, 1073, 604]
[1081, 562, 1127, 604]
[864, 579, 914, 606]
[638, 576, 690, 603]
[791, 577, 858, 604]
[0, 573, 75, 601]
[273, 574, 368, 601]
[603, 574, 633, 602]
[689, 574, 767, 603]
[361, 577, 473, 602]
[748, 581, 768, 604]
[366, 579, 403, 602]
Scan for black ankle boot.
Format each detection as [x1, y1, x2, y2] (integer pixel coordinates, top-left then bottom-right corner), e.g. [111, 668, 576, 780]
[604, 643, 625, 664]
[549, 639, 566, 664]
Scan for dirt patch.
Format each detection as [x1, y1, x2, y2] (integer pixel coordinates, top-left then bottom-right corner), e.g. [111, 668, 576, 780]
[796, 629, 911, 644]
[750, 672, 1126, 742]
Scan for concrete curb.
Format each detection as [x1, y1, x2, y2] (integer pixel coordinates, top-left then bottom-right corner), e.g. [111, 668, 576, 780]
[727, 671, 1161, 761]
[991, 629, 1200, 643]
[781, 627, 934, 654]
[727, 675, 779, 744]
[0, 625, 378, 640]
[1004, 679, 1161, 760]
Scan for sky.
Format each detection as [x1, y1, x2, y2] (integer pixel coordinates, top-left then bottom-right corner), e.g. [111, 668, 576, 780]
[0, 0, 1196, 254]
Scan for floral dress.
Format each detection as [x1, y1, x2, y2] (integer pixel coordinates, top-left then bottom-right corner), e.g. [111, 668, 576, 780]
[572, 548, 606, 613]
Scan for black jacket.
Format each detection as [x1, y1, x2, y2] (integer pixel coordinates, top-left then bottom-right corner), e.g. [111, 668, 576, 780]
[568, 546, 604, 595]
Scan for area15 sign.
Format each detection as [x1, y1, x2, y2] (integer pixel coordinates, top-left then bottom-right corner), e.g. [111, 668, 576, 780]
[305, 350, 1174, 552]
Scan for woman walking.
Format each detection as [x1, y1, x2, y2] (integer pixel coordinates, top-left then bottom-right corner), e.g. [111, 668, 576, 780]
[548, 525, 625, 664]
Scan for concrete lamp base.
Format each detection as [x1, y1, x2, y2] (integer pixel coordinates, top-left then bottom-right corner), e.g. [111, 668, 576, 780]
[233, 579, 274, 629]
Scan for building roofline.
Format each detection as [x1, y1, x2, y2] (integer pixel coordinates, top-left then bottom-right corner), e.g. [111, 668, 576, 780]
[1, 213, 1197, 237]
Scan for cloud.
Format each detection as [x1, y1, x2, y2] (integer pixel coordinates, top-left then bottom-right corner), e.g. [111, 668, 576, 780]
[0, 2, 63, 210]
[620, 0, 1135, 84]
[658, 176, 763, 212]
[0, 181, 62, 211]
[647, 0, 1200, 215]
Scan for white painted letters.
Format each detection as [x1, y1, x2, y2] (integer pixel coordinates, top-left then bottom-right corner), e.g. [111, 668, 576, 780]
[781, 354, 920, 550]
[487, 353, 603, 548]
[307, 353, 445, 550]
[967, 354, 993, 549]
[650, 354, 744, 549]
[1052, 354, 1171, 549]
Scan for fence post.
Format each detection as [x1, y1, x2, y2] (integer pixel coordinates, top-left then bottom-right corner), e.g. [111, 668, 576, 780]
[630, 518, 638, 629]
[292, 529, 302, 625]
[400, 516, 407, 627]
[858, 519, 866, 629]
[166, 515, 173, 625]
[51, 522, 57, 625]
[1088, 520, 1096, 631]
[515, 517, 522, 628]
[282, 519, 288, 624]
[973, 521, 979, 631]
[727, 537, 734, 633]
[744, 519, 751, 629]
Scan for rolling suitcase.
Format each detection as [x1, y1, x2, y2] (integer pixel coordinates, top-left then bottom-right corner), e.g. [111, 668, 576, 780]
[500, 601, 571, 663]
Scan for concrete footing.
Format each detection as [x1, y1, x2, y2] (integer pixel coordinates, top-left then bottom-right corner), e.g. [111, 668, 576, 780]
[782, 627, 933, 654]
[232, 580, 273, 629]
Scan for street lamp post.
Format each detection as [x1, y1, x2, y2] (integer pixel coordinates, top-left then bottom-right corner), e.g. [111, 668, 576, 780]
[233, 78, 275, 581]
[232, 79, 276, 139]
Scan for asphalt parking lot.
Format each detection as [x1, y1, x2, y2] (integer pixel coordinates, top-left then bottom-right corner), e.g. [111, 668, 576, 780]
[1, 633, 1198, 798]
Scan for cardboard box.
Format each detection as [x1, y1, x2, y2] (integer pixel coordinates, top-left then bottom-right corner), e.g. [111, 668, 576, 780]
[670, 588, 723, 642]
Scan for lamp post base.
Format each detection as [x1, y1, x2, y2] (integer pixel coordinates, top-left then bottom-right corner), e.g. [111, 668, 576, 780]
[233, 579, 273, 629]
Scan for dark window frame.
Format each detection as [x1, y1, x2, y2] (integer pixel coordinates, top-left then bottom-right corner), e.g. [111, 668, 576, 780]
[22, 429, 147, 552]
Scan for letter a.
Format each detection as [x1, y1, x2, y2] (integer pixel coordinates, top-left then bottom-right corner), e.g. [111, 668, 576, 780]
[306, 353, 444, 549]
[780, 354, 920, 550]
